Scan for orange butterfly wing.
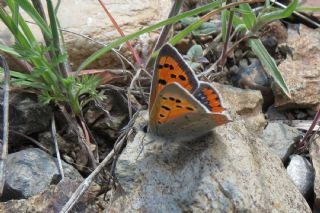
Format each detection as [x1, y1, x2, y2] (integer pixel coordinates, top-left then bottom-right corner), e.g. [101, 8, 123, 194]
[193, 82, 226, 113]
[149, 44, 199, 112]
[149, 83, 207, 135]
[149, 83, 230, 139]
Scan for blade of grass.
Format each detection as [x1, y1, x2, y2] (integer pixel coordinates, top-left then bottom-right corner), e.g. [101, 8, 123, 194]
[0, 44, 21, 57]
[239, 3, 256, 29]
[248, 38, 291, 97]
[16, 0, 52, 38]
[168, 0, 264, 48]
[77, 1, 223, 71]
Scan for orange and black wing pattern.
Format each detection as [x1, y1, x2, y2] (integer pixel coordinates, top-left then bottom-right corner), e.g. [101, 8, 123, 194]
[149, 83, 207, 133]
[193, 82, 225, 113]
[149, 44, 199, 111]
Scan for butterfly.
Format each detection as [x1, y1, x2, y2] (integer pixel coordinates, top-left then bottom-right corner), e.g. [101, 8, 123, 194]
[148, 44, 231, 140]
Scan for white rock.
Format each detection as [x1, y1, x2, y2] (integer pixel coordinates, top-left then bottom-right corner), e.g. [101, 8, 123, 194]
[287, 154, 315, 197]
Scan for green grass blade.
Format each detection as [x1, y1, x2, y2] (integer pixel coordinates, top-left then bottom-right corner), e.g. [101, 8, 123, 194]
[0, 7, 30, 47]
[0, 43, 21, 57]
[296, 7, 320, 12]
[239, 3, 256, 29]
[253, 0, 298, 32]
[77, 1, 222, 71]
[248, 38, 290, 97]
[16, 0, 52, 38]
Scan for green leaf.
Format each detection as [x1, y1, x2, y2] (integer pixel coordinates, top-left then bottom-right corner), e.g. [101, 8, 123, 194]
[239, 3, 256, 29]
[192, 21, 218, 36]
[187, 45, 203, 58]
[252, 0, 298, 32]
[248, 38, 290, 97]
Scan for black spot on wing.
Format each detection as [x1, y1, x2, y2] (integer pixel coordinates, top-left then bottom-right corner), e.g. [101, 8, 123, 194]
[158, 79, 167, 85]
[161, 105, 171, 111]
[179, 75, 186, 81]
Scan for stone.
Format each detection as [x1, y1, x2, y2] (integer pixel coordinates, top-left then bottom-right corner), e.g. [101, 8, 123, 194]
[262, 122, 301, 162]
[0, 0, 171, 70]
[266, 105, 287, 120]
[0, 178, 100, 212]
[259, 21, 288, 44]
[213, 83, 266, 135]
[231, 59, 273, 109]
[109, 84, 311, 212]
[0, 92, 52, 139]
[275, 25, 320, 109]
[287, 154, 315, 198]
[2, 148, 83, 200]
[310, 137, 320, 211]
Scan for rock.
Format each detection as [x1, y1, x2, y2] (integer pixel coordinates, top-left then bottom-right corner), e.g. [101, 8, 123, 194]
[213, 83, 266, 135]
[0, 92, 52, 140]
[109, 85, 311, 212]
[266, 105, 287, 120]
[261, 35, 278, 56]
[275, 25, 320, 109]
[287, 154, 315, 198]
[85, 90, 129, 140]
[0, 178, 100, 212]
[259, 21, 288, 44]
[38, 131, 76, 155]
[0, 0, 171, 70]
[262, 122, 301, 162]
[2, 148, 83, 201]
[231, 59, 273, 109]
[310, 137, 320, 211]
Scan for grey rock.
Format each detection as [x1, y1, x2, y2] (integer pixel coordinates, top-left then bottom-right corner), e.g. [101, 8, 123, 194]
[287, 154, 315, 197]
[262, 122, 301, 162]
[3, 148, 83, 200]
[0, 92, 52, 137]
[266, 105, 287, 120]
[109, 83, 310, 213]
[110, 112, 311, 212]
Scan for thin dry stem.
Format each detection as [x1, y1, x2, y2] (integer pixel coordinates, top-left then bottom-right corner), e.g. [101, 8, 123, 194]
[51, 115, 65, 180]
[98, 0, 142, 66]
[0, 56, 10, 196]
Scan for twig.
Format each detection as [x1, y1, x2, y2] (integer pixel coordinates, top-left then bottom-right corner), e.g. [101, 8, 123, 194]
[127, 68, 142, 118]
[59, 111, 140, 212]
[299, 109, 320, 148]
[59, 123, 134, 213]
[2, 128, 51, 153]
[98, 0, 142, 67]
[51, 114, 65, 180]
[270, 0, 320, 28]
[0, 56, 10, 196]
[218, 10, 234, 71]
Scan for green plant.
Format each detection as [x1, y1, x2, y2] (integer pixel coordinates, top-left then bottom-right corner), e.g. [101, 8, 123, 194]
[184, 45, 208, 71]
[228, 0, 298, 97]
[0, 0, 101, 115]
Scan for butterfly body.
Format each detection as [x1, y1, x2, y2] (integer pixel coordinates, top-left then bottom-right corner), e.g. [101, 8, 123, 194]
[148, 44, 231, 139]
